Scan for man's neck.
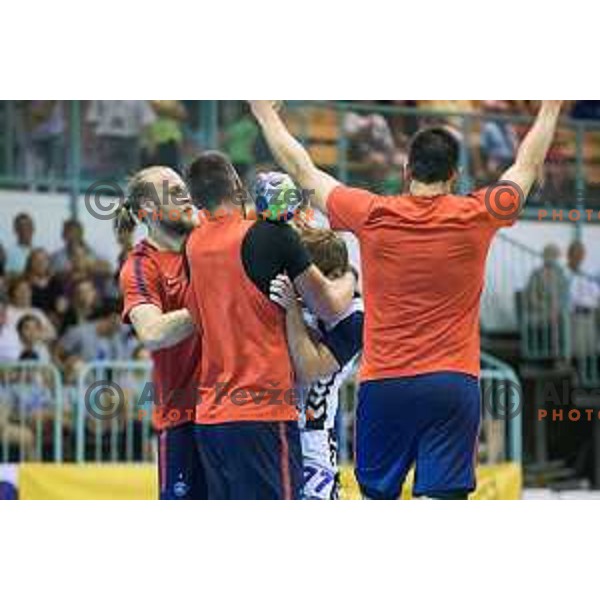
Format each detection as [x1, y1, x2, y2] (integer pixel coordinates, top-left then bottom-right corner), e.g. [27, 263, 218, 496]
[409, 180, 452, 197]
[147, 228, 186, 252]
[204, 199, 245, 218]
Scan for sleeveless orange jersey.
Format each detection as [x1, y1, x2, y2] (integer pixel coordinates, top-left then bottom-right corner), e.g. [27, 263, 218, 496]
[186, 213, 306, 423]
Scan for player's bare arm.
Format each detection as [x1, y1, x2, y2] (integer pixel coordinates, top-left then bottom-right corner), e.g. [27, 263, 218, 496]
[501, 100, 564, 210]
[270, 274, 340, 384]
[129, 304, 195, 352]
[249, 100, 339, 215]
[293, 266, 354, 323]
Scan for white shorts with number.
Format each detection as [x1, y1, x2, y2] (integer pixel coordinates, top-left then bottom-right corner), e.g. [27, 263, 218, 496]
[301, 428, 340, 500]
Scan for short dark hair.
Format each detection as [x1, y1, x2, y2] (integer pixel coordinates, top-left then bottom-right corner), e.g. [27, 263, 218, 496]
[7, 276, 30, 302]
[63, 218, 83, 232]
[14, 213, 33, 226]
[187, 151, 239, 210]
[408, 127, 460, 184]
[16, 314, 40, 336]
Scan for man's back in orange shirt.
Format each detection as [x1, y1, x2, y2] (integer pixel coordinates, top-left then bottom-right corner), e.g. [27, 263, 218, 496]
[327, 185, 515, 381]
[249, 100, 563, 499]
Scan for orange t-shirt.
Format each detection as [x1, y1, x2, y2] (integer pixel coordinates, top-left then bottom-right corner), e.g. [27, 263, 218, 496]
[327, 185, 517, 381]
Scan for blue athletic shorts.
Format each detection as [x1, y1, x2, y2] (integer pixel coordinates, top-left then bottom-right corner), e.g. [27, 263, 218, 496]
[355, 372, 481, 499]
[158, 422, 208, 500]
[193, 421, 303, 500]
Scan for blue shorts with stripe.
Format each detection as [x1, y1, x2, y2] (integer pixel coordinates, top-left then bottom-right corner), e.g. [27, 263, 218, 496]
[193, 421, 303, 500]
[355, 372, 481, 499]
[158, 423, 208, 500]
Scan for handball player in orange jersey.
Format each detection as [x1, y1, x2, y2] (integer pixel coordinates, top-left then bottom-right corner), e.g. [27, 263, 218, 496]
[185, 151, 355, 499]
[250, 100, 563, 499]
[118, 166, 205, 500]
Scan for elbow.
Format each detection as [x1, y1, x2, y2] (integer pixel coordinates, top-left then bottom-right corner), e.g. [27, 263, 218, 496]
[137, 326, 165, 352]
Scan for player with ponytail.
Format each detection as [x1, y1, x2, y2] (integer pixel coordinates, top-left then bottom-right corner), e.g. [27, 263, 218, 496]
[118, 166, 206, 500]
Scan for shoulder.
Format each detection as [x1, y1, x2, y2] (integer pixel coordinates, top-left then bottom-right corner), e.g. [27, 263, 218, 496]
[326, 185, 384, 233]
[317, 294, 364, 365]
[326, 295, 364, 330]
[327, 185, 382, 212]
[244, 219, 302, 250]
[119, 242, 160, 286]
[249, 219, 298, 237]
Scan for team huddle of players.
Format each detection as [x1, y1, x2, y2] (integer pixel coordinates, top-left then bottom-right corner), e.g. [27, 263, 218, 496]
[119, 100, 564, 500]
[119, 158, 362, 499]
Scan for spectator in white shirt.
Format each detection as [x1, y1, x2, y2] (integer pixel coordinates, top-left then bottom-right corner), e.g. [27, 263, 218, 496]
[0, 292, 21, 362]
[16, 314, 51, 363]
[7, 276, 56, 342]
[568, 241, 600, 310]
[567, 241, 600, 362]
[5, 213, 35, 274]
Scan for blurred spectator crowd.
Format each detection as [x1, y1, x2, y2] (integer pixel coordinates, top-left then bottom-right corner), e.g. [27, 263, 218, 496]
[2, 100, 197, 184]
[0, 210, 151, 462]
[1, 100, 600, 207]
[522, 239, 600, 373]
[334, 100, 600, 204]
[1, 99, 600, 464]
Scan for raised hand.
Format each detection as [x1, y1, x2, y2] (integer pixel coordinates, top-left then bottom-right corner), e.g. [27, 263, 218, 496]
[248, 100, 283, 120]
[541, 100, 564, 113]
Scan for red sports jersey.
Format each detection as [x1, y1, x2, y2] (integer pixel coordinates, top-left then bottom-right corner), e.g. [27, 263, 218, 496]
[327, 185, 517, 382]
[120, 240, 200, 430]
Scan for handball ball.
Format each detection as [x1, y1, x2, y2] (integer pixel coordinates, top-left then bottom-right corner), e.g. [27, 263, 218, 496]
[255, 172, 302, 222]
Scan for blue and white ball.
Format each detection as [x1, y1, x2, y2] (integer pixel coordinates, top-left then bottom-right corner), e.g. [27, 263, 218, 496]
[255, 172, 302, 222]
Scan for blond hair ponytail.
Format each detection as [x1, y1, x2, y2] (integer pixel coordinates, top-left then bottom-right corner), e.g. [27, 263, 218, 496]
[115, 199, 136, 234]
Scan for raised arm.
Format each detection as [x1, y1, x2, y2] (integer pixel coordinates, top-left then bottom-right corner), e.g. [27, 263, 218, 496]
[502, 101, 564, 208]
[129, 305, 195, 352]
[249, 101, 339, 215]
